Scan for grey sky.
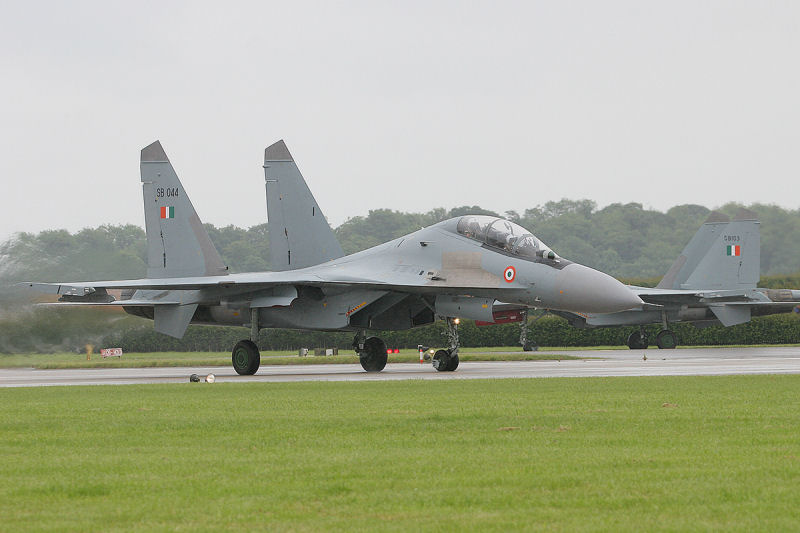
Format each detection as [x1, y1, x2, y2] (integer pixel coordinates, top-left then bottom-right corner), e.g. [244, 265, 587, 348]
[1, 1, 798, 243]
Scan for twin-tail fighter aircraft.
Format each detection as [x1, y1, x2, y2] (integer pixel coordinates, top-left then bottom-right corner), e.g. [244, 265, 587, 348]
[553, 210, 800, 349]
[25, 140, 643, 374]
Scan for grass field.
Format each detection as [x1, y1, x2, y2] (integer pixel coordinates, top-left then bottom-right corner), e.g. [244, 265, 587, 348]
[0, 348, 581, 369]
[1, 375, 799, 531]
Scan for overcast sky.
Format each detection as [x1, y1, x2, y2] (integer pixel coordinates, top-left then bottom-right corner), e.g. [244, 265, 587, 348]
[1, 1, 798, 243]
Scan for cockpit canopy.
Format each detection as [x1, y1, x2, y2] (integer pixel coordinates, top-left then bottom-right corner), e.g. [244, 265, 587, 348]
[455, 215, 557, 261]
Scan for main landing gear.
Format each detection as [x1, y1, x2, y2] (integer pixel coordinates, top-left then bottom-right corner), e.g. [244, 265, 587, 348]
[655, 329, 677, 350]
[626, 313, 678, 350]
[626, 330, 678, 349]
[432, 317, 460, 372]
[232, 340, 260, 375]
[353, 331, 388, 372]
[232, 308, 261, 375]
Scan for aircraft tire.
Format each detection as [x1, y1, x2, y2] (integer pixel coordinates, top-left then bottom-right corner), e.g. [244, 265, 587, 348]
[359, 337, 387, 372]
[627, 332, 649, 350]
[432, 349, 455, 372]
[656, 330, 677, 349]
[432, 349, 450, 371]
[232, 340, 261, 375]
[446, 352, 459, 371]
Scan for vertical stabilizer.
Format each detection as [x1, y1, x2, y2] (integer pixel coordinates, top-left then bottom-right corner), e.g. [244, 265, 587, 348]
[657, 210, 759, 290]
[140, 141, 228, 279]
[264, 140, 344, 271]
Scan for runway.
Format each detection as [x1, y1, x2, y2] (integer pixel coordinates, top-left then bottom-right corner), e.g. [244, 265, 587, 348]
[2, 346, 800, 387]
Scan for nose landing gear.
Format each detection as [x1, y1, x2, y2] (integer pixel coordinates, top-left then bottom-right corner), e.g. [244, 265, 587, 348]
[433, 317, 460, 372]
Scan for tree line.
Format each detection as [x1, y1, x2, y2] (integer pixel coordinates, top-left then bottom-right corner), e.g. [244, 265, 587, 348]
[2, 200, 799, 353]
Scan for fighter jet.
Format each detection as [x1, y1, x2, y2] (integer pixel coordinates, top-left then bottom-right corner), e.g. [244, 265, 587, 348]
[24, 140, 643, 374]
[553, 210, 800, 349]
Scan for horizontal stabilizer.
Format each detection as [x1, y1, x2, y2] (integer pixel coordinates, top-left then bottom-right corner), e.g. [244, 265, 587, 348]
[154, 304, 198, 338]
[23, 282, 94, 296]
[709, 304, 751, 327]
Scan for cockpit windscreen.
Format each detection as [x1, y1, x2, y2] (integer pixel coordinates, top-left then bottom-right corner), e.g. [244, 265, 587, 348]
[456, 216, 552, 260]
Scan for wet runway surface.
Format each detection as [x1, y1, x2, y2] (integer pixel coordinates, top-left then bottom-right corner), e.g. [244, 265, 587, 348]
[2, 346, 800, 387]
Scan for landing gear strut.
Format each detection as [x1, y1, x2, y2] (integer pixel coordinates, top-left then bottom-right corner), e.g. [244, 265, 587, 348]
[354, 331, 387, 372]
[433, 317, 459, 372]
[232, 308, 261, 375]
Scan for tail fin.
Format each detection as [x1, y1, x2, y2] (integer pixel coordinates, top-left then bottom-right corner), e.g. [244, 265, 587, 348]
[656, 209, 759, 290]
[140, 141, 228, 279]
[263, 140, 344, 271]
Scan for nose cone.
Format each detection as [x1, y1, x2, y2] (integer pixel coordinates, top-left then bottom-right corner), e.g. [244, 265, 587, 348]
[554, 263, 643, 313]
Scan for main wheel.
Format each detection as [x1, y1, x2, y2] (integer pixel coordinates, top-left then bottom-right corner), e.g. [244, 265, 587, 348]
[627, 332, 649, 350]
[656, 330, 677, 349]
[232, 340, 260, 375]
[359, 336, 388, 372]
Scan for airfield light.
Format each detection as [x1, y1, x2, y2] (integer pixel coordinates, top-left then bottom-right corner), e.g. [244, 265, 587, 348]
[205, 374, 216, 383]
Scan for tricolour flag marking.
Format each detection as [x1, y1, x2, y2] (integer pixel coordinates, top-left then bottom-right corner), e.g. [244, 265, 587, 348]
[160, 206, 175, 219]
[726, 244, 741, 256]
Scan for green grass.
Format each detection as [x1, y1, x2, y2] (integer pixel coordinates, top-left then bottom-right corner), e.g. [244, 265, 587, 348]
[0, 349, 579, 369]
[1, 376, 800, 531]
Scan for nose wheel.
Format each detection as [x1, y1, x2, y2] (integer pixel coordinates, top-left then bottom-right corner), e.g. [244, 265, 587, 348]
[432, 349, 459, 371]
